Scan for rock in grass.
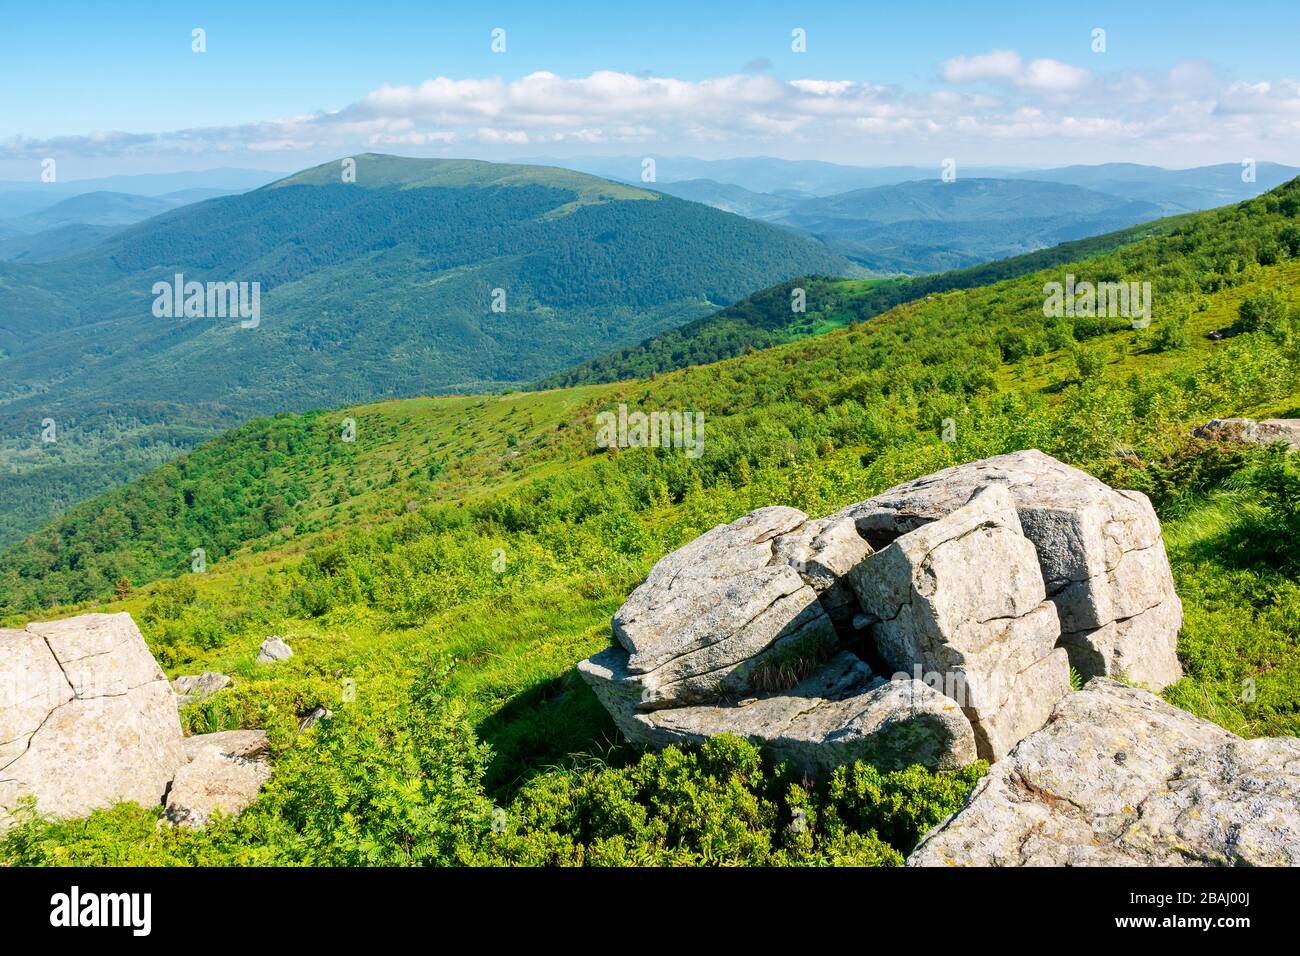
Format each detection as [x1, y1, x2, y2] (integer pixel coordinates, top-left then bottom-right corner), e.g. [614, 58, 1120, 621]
[582, 450, 1184, 776]
[256, 636, 293, 663]
[907, 678, 1300, 866]
[1194, 417, 1300, 450]
[171, 671, 231, 707]
[297, 706, 332, 730]
[164, 730, 271, 828]
[0, 613, 184, 829]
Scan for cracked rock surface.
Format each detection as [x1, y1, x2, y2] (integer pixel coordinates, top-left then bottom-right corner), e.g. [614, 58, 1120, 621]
[581, 500, 976, 774]
[908, 678, 1300, 866]
[164, 730, 272, 828]
[650, 652, 977, 774]
[848, 485, 1069, 761]
[0, 613, 184, 828]
[606, 506, 841, 710]
[840, 449, 1182, 690]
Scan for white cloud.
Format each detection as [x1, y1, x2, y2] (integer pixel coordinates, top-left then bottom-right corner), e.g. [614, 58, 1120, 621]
[3, 53, 1299, 168]
[942, 49, 1092, 92]
[476, 128, 530, 144]
[941, 49, 1025, 85]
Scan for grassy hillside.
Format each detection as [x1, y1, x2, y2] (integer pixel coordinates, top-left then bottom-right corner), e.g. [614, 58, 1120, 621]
[0, 154, 850, 547]
[3, 178, 1300, 866]
[537, 213, 1188, 387]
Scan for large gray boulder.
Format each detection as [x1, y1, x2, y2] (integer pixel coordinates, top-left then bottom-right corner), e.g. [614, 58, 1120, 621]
[0, 613, 185, 828]
[848, 485, 1070, 760]
[908, 678, 1300, 866]
[580, 450, 1186, 777]
[164, 730, 271, 828]
[609, 507, 841, 710]
[581, 650, 977, 775]
[840, 450, 1182, 690]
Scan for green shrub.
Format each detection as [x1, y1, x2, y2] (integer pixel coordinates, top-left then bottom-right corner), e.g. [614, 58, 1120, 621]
[1237, 285, 1292, 337]
[1152, 315, 1190, 352]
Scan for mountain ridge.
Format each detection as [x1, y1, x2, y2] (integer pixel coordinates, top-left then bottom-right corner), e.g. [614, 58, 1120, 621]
[0, 154, 851, 546]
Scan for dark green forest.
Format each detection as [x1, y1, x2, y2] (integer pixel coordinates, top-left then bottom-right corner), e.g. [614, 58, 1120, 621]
[0, 156, 850, 546]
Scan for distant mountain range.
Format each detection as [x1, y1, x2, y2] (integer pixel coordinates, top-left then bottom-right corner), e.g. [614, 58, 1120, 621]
[0, 167, 282, 199]
[0, 174, 278, 262]
[524, 155, 977, 196]
[533, 158, 1298, 274]
[0, 154, 849, 544]
[534, 154, 1299, 207]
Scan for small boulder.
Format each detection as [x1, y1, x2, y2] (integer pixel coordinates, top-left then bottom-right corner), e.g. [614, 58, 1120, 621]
[256, 636, 293, 663]
[164, 729, 271, 828]
[171, 671, 231, 707]
[907, 678, 1300, 866]
[182, 729, 269, 762]
[297, 706, 332, 730]
[1194, 417, 1300, 450]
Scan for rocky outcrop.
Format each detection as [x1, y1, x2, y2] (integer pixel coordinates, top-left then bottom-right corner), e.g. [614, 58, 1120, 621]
[256, 636, 293, 663]
[608, 506, 843, 711]
[172, 671, 231, 707]
[848, 486, 1070, 760]
[840, 450, 1182, 691]
[164, 730, 271, 828]
[580, 450, 1184, 775]
[1194, 417, 1300, 450]
[1, 613, 271, 831]
[582, 649, 976, 773]
[908, 679, 1300, 866]
[580, 505, 977, 774]
[0, 613, 185, 828]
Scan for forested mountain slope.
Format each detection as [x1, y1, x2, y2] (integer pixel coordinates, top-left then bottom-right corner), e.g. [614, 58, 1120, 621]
[0, 154, 850, 546]
[536, 213, 1188, 387]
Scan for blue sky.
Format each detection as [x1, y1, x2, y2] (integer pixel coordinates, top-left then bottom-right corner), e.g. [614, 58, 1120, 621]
[3, 0, 1298, 177]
